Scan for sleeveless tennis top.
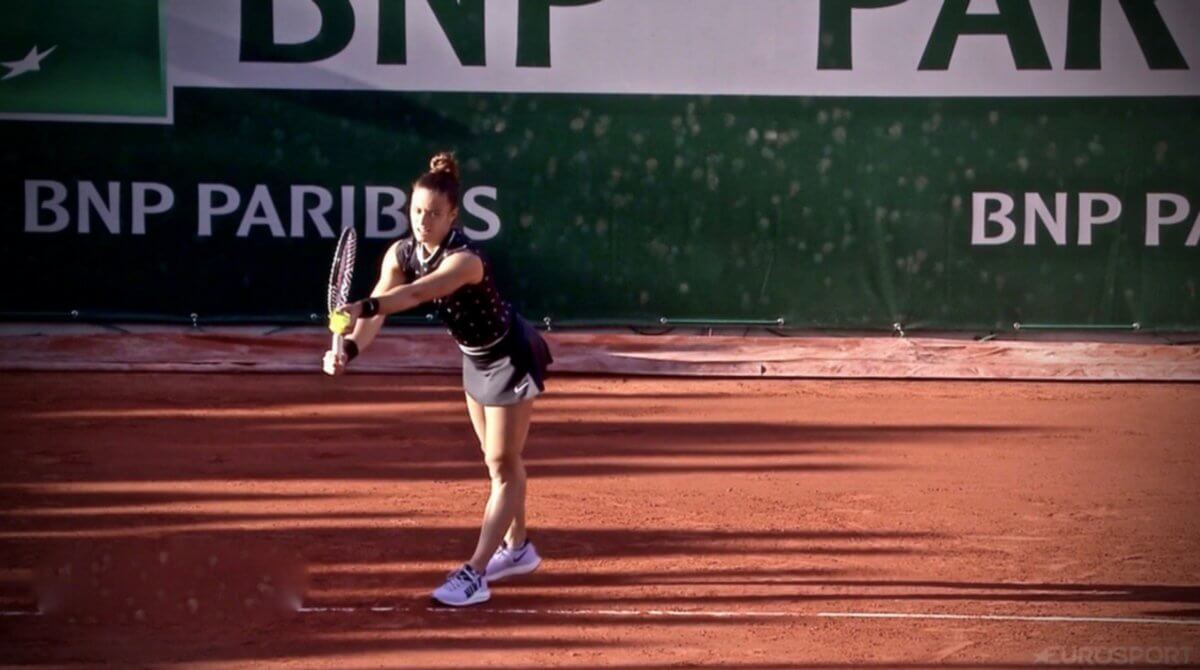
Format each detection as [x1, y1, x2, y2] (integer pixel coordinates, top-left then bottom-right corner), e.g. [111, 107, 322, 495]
[395, 229, 514, 349]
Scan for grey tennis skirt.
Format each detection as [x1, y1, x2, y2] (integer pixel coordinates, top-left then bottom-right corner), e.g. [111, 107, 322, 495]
[461, 316, 552, 406]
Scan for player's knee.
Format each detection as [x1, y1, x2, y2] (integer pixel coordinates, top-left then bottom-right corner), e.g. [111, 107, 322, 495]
[484, 452, 524, 482]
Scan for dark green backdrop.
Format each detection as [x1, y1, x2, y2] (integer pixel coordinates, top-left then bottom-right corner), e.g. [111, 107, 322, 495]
[2, 89, 1197, 330]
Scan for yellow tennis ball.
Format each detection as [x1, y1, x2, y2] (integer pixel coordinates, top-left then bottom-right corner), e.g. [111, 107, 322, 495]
[328, 310, 351, 335]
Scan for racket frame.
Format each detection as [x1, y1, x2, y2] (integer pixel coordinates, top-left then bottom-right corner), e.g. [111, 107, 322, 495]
[328, 226, 358, 360]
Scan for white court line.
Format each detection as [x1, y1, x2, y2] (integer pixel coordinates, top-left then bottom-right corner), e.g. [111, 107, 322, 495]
[817, 611, 1200, 626]
[9, 606, 1197, 626]
[297, 606, 1200, 626]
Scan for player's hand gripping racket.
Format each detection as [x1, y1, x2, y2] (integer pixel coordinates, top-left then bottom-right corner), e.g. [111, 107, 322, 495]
[326, 226, 358, 369]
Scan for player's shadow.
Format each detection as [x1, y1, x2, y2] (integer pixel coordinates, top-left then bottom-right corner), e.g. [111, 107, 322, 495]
[2, 368, 1044, 487]
[294, 542, 1200, 615]
[0, 524, 936, 666]
[483, 577, 1200, 612]
[1, 407, 1037, 484]
[6, 519, 1196, 666]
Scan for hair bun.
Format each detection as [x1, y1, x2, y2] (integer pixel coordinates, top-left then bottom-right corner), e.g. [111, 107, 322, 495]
[429, 152, 459, 180]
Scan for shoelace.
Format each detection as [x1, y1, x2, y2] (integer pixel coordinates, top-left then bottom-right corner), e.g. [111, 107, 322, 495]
[447, 567, 477, 587]
[494, 541, 523, 560]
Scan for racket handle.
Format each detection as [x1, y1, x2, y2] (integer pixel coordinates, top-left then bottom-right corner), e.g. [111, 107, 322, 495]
[332, 332, 345, 358]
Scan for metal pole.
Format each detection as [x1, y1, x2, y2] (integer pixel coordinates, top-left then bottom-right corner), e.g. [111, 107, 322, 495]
[1013, 322, 1141, 331]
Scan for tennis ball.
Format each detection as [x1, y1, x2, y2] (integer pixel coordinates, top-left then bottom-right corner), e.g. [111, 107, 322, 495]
[328, 310, 351, 334]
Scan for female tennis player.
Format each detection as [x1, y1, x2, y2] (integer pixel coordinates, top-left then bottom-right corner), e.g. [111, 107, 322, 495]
[322, 152, 552, 607]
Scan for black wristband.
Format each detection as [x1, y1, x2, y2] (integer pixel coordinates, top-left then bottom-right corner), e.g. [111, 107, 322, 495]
[344, 339, 359, 362]
[359, 297, 380, 318]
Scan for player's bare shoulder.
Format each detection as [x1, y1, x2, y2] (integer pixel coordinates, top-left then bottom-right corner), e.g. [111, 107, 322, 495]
[387, 237, 416, 261]
[377, 238, 413, 288]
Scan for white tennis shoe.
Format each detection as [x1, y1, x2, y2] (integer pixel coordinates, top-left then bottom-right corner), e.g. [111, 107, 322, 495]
[431, 564, 490, 607]
[485, 539, 542, 582]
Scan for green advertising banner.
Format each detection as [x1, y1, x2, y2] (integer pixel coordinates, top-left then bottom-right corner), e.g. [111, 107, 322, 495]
[0, 0, 166, 120]
[1, 1, 1197, 330]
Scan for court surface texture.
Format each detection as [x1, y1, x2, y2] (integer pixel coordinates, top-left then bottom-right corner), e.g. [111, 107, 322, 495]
[1, 371, 1197, 668]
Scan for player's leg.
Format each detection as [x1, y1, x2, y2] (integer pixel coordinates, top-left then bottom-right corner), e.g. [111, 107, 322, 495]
[466, 393, 527, 547]
[434, 398, 537, 606]
[466, 392, 487, 446]
[431, 396, 510, 607]
[468, 399, 535, 575]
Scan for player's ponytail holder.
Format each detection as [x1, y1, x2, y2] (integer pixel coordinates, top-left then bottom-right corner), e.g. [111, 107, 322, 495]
[359, 298, 381, 318]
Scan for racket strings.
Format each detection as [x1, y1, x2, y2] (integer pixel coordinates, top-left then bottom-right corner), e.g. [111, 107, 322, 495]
[327, 227, 358, 313]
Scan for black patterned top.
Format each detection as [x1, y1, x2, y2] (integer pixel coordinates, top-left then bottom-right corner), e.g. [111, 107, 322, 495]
[396, 229, 513, 349]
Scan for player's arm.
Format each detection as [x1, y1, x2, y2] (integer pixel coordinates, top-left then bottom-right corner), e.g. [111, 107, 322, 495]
[376, 252, 482, 314]
[345, 242, 409, 353]
[324, 242, 409, 375]
[347, 252, 483, 322]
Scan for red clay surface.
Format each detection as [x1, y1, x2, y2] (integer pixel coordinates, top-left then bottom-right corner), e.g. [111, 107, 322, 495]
[1, 372, 1198, 668]
[3, 327, 1200, 381]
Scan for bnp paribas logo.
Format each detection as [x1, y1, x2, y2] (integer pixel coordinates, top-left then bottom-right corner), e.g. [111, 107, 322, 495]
[0, 0, 168, 122]
[2, 45, 57, 82]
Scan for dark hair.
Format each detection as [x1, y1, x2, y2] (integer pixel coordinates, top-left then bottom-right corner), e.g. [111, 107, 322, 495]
[414, 151, 460, 208]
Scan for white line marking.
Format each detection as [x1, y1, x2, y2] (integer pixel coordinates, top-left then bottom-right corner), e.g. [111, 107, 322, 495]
[10, 604, 1198, 627]
[299, 606, 400, 613]
[816, 611, 1200, 626]
[297, 605, 1200, 626]
[435, 607, 795, 618]
[8, 605, 1199, 627]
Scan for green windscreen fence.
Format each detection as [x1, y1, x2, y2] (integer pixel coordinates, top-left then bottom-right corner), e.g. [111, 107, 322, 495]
[0, 0, 166, 118]
[2, 1, 1197, 330]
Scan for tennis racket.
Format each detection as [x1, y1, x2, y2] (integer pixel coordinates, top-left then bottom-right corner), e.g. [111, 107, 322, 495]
[327, 225, 358, 359]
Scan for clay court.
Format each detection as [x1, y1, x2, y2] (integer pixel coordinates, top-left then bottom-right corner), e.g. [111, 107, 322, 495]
[2, 344, 1198, 667]
[5, 0, 1200, 666]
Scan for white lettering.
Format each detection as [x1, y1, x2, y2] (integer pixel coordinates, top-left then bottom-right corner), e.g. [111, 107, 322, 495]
[237, 185, 286, 238]
[1146, 193, 1190, 247]
[366, 186, 408, 239]
[290, 185, 335, 238]
[132, 183, 174, 235]
[972, 192, 1016, 245]
[463, 186, 501, 241]
[340, 185, 355, 231]
[78, 181, 121, 234]
[1024, 192, 1068, 246]
[1078, 193, 1122, 246]
[24, 180, 70, 233]
[198, 184, 241, 236]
